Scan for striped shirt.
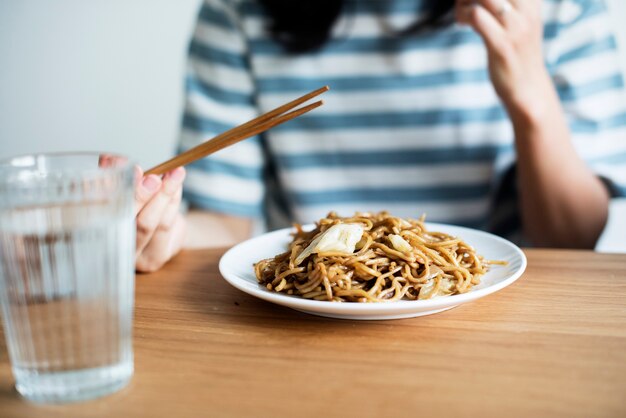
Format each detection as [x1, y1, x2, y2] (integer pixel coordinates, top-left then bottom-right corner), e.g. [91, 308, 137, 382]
[179, 0, 626, 241]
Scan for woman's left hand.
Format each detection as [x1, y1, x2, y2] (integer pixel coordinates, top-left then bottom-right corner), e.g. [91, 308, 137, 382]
[456, 0, 553, 121]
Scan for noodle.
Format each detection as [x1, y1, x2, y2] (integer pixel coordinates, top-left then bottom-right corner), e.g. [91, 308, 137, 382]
[254, 211, 505, 302]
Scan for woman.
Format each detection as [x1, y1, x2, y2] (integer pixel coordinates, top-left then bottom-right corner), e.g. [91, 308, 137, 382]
[135, 0, 626, 271]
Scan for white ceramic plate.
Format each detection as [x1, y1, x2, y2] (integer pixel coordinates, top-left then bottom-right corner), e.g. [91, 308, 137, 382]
[219, 224, 527, 320]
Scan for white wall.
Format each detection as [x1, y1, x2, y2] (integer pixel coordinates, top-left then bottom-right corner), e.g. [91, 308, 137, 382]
[0, 0, 625, 168]
[0, 0, 201, 168]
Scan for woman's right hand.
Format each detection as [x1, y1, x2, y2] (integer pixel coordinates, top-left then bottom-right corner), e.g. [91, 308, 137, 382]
[99, 155, 187, 272]
[133, 166, 187, 273]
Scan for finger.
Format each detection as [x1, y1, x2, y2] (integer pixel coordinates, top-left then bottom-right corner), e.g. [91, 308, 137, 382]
[147, 168, 185, 238]
[136, 213, 186, 273]
[99, 154, 129, 168]
[506, 0, 536, 13]
[460, 5, 509, 54]
[135, 168, 185, 272]
[159, 185, 184, 233]
[135, 167, 185, 257]
[456, 0, 522, 11]
[135, 188, 184, 272]
[98, 154, 113, 168]
[135, 171, 161, 217]
[475, 0, 519, 27]
[136, 168, 186, 271]
[456, 2, 478, 25]
[456, 3, 469, 24]
[135, 188, 171, 257]
[148, 178, 184, 245]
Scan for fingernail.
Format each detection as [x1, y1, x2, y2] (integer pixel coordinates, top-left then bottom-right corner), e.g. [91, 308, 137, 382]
[169, 167, 186, 183]
[142, 175, 161, 193]
[163, 168, 185, 195]
[99, 156, 111, 167]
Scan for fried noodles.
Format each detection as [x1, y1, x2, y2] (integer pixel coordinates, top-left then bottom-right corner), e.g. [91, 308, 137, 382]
[254, 212, 506, 302]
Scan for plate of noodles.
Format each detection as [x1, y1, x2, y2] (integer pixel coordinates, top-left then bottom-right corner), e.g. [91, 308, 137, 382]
[219, 212, 526, 320]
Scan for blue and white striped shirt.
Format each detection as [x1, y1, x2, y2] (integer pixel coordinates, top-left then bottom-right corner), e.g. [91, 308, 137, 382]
[179, 0, 626, 240]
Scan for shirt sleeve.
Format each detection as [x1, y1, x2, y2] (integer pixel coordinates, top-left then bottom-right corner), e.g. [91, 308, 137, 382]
[179, 0, 265, 217]
[545, 0, 626, 197]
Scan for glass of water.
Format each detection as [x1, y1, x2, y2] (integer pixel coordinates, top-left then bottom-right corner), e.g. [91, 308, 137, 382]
[0, 153, 136, 403]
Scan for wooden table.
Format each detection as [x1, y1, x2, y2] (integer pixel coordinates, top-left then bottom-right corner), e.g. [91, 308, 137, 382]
[1, 248, 626, 417]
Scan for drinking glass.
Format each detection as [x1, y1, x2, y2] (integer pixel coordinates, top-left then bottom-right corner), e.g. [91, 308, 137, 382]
[0, 153, 136, 403]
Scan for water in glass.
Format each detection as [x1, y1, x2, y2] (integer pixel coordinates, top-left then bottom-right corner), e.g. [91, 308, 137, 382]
[0, 154, 135, 403]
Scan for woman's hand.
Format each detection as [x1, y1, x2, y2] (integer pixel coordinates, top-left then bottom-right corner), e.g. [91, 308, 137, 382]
[456, 0, 553, 121]
[133, 166, 187, 272]
[457, 1, 610, 248]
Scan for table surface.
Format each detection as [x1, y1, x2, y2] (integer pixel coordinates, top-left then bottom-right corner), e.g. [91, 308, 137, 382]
[1, 248, 626, 418]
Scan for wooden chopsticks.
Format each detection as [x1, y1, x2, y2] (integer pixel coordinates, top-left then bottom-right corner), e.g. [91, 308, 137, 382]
[145, 86, 329, 175]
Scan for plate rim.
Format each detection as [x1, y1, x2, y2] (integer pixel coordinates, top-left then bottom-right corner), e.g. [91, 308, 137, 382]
[218, 223, 527, 314]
